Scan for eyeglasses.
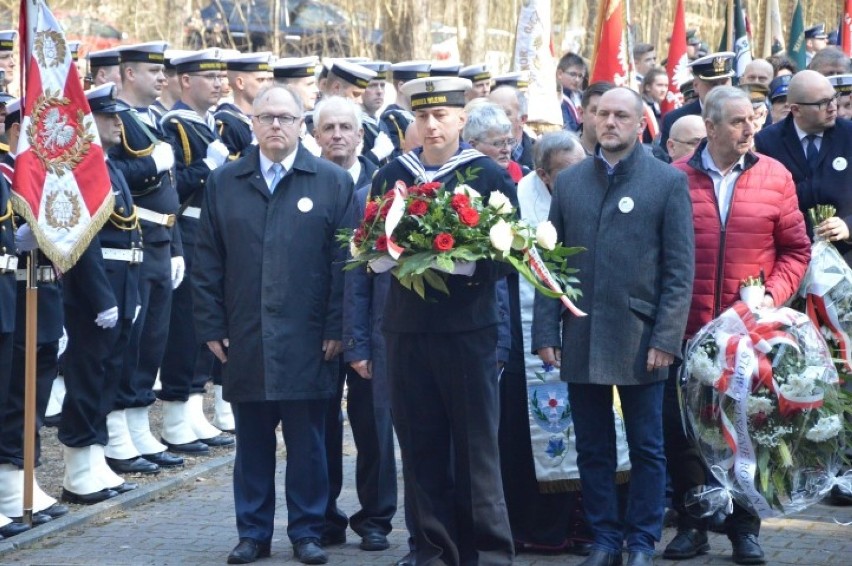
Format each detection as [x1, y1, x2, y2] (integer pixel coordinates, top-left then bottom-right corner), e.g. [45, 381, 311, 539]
[794, 93, 840, 111]
[189, 73, 222, 82]
[477, 137, 517, 149]
[255, 114, 301, 126]
[672, 137, 703, 147]
[564, 71, 585, 79]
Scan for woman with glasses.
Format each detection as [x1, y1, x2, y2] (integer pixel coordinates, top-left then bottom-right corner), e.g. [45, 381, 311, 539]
[463, 103, 528, 182]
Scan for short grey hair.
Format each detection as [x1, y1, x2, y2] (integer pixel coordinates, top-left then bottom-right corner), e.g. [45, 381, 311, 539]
[253, 84, 304, 116]
[462, 103, 512, 142]
[491, 85, 528, 117]
[313, 95, 362, 130]
[702, 86, 751, 124]
[534, 131, 582, 171]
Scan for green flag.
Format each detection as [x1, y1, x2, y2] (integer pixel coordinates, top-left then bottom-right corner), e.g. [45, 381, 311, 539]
[788, 0, 806, 70]
[718, 0, 752, 79]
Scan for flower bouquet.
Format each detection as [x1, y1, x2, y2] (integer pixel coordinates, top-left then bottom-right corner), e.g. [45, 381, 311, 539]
[681, 302, 850, 518]
[339, 176, 585, 314]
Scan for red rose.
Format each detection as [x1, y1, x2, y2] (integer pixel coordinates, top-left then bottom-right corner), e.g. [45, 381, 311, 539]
[418, 182, 442, 197]
[408, 199, 429, 216]
[458, 207, 479, 227]
[433, 232, 455, 251]
[379, 199, 393, 219]
[375, 235, 389, 251]
[353, 227, 366, 245]
[451, 194, 470, 211]
[364, 201, 379, 222]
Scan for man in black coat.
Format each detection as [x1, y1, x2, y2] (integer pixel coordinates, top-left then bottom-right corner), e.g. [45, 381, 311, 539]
[660, 52, 735, 152]
[372, 76, 516, 566]
[193, 84, 354, 565]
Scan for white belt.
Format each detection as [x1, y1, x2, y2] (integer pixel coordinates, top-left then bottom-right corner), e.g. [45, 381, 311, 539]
[0, 253, 18, 272]
[15, 266, 56, 283]
[102, 247, 144, 264]
[181, 206, 201, 219]
[137, 207, 176, 227]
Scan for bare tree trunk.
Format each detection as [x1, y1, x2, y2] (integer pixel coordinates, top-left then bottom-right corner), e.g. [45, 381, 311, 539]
[380, 0, 432, 61]
[460, 0, 488, 64]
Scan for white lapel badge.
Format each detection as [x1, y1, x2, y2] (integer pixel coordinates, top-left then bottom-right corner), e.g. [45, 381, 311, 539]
[833, 157, 847, 171]
[297, 197, 314, 212]
[618, 196, 634, 214]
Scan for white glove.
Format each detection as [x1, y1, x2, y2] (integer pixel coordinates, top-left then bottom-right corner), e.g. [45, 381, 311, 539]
[95, 306, 119, 329]
[170, 256, 185, 289]
[15, 224, 39, 252]
[151, 142, 175, 173]
[204, 140, 229, 169]
[370, 131, 395, 161]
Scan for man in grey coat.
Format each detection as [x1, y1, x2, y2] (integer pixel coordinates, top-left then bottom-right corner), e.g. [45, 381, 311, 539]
[533, 87, 695, 566]
[193, 85, 354, 565]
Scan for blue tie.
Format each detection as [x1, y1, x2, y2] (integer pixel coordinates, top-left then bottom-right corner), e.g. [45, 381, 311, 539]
[269, 163, 284, 193]
[805, 134, 819, 171]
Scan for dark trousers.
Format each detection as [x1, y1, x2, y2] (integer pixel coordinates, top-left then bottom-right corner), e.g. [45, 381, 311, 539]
[159, 245, 214, 402]
[0, 341, 58, 467]
[386, 328, 513, 566]
[59, 303, 131, 447]
[324, 363, 397, 538]
[232, 399, 329, 545]
[569, 381, 666, 554]
[116, 242, 172, 409]
[662, 365, 760, 537]
[0, 333, 13, 443]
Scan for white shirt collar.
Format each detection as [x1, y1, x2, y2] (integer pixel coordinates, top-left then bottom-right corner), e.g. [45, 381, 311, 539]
[259, 146, 298, 176]
[347, 159, 362, 184]
[793, 120, 822, 142]
[701, 146, 746, 175]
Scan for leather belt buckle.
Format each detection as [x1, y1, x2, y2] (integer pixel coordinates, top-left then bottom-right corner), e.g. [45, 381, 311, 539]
[164, 214, 176, 228]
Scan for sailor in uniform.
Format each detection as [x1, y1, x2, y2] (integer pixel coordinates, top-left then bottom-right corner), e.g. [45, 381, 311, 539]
[273, 56, 322, 156]
[379, 61, 430, 160]
[86, 48, 122, 92]
[215, 52, 273, 158]
[460, 63, 492, 103]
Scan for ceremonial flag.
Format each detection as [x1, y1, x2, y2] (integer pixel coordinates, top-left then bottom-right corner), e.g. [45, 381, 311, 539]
[763, 0, 784, 57]
[840, 0, 852, 57]
[787, 0, 806, 71]
[12, 0, 113, 273]
[661, 0, 689, 115]
[512, 0, 562, 126]
[590, 0, 629, 87]
[719, 0, 752, 79]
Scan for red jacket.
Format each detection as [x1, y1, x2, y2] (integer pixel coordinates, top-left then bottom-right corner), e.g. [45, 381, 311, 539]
[673, 145, 811, 338]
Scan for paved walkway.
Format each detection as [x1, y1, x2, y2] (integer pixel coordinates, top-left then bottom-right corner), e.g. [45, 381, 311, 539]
[0, 424, 850, 565]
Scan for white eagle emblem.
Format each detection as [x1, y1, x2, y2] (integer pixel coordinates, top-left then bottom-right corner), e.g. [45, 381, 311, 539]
[40, 107, 75, 151]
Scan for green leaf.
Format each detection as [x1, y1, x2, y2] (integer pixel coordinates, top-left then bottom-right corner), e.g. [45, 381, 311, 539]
[435, 255, 454, 273]
[412, 275, 426, 299]
[422, 269, 450, 295]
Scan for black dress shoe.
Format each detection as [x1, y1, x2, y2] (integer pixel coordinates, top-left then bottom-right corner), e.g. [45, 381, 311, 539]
[626, 551, 654, 566]
[112, 482, 138, 494]
[10, 512, 52, 526]
[293, 538, 328, 565]
[161, 438, 209, 454]
[567, 541, 594, 556]
[319, 530, 346, 546]
[0, 521, 31, 538]
[40, 503, 69, 519]
[663, 528, 709, 559]
[395, 551, 416, 566]
[731, 534, 765, 565]
[579, 549, 623, 566]
[142, 451, 184, 468]
[107, 456, 161, 475]
[61, 488, 118, 505]
[360, 532, 389, 551]
[199, 433, 235, 447]
[43, 414, 61, 427]
[227, 538, 271, 564]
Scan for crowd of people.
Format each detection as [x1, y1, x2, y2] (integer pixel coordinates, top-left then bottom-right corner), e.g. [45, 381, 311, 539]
[0, 15, 850, 566]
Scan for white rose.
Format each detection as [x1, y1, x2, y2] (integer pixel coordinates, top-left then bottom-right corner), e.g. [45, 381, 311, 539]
[535, 221, 558, 251]
[488, 191, 513, 215]
[349, 239, 361, 259]
[489, 219, 514, 252]
[454, 184, 482, 199]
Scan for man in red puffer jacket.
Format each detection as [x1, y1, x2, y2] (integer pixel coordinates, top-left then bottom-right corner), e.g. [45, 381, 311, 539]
[665, 86, 810, 565]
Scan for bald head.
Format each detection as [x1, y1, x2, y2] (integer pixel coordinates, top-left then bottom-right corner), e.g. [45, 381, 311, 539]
[788, 70, 838, 133]
[788, 70, 833, 102]
[741, 59, 774, 87]
[666, 115, 706, 161]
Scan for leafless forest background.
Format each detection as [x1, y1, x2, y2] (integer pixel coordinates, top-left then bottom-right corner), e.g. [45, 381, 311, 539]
[0, 1, 846, 70]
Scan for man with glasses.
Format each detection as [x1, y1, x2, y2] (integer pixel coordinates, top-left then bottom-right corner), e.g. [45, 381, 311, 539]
[0, 31, 15, 95]
[557, 52, 586, 132]
[660, 52, 735, 153]
[194, 84, 354, 565]
[666, 114, 707, 162]
[158, 49, 234, 455]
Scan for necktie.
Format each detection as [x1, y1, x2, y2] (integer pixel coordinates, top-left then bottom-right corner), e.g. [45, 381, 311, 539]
[269, 163, 284, 193]
[805, 134, 819, 171]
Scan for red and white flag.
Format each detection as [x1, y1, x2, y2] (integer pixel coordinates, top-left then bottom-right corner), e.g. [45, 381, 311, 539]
[589, 0, 629, 86]
[661, 0, 689, 115]
[841, 0, 852, 57]
[12, 0, 113, 272]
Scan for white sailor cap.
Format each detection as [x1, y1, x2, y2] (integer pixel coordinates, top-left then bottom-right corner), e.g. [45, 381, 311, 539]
[391, 61, 431, 82]
[272, 56, 318, 79]
[361, 61, 391, 81]
[430, 62, 461, 77]
[3, 98, 20, 123]
[329, 60, 376, 89]
[87, 48, 122, 68]
[459, 64, 491, 83]
[491, 71, 529, 90]
[117, 41, 168, 64]
[67, 40, 82, 62]
[85, 82, 132, 114]
[689, 52, 735, 81]
[164, 49, 193, 70]
[0, 92, 14, 106]
[172, 49, 224, 74]
[401, 77, 472, 110]
[0, 30, 16, 51]
[829, 74, 852, 95]
[223, 51, 272, 72]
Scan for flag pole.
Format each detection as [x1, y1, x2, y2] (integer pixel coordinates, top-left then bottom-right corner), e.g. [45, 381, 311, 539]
[625, 0, 635, 90]
[727, 0, 735, 51]
[22, 250, 38, 526]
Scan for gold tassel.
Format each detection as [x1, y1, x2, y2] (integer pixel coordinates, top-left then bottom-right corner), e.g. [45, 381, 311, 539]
[119, 121, 154, 157]
[172, 120, 192, 164]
